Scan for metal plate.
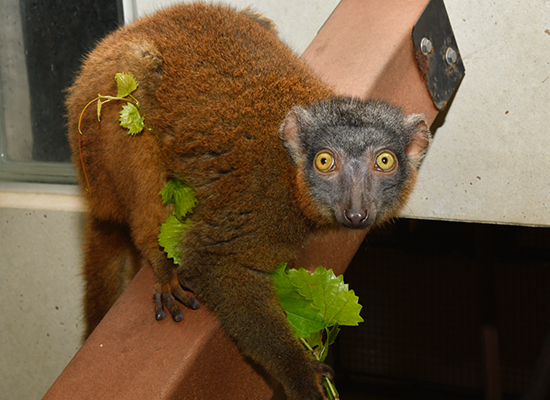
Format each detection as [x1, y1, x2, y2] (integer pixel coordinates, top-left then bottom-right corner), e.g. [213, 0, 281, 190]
[412, 0, 465, 110]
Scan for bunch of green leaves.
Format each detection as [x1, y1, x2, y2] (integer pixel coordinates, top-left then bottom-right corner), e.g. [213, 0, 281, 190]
[158, 179, 197, 265]
[273, 265, 363, 399]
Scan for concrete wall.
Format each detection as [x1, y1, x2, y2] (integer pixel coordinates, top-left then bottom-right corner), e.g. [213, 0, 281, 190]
[405, 0, 550, 227]
[0, 184, 85, 399]
[1, 0, 549, 399]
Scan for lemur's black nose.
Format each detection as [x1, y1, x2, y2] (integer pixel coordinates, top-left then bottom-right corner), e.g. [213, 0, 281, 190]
[343, 209, 369, 228]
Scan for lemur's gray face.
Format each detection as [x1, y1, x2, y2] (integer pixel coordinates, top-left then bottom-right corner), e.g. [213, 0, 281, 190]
[281, 97, 431, 229]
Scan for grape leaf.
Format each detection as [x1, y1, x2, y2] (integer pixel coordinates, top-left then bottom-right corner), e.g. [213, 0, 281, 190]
[160, 179, 197, 219]
[119, 102, 145, 135]
[115, 72, 138, 98]
[292, 266, 363, 327]
[158, 179, 197, 264]
[272, 262, 362, 400]
[158, 214, 191, 265]
[273, 266, 329, 338]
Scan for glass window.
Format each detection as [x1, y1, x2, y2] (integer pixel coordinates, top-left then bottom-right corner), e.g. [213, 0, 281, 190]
[0, 0, 123, 183]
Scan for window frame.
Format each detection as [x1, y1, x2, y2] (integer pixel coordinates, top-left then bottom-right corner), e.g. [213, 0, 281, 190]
[0, 0, 128, 185]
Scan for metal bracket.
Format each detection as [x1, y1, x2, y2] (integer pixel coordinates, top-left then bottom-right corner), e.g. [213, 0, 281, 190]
[412, 0, 465, 110]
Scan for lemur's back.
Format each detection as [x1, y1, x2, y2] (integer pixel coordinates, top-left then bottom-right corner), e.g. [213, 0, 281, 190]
[67, 3, 332, 223]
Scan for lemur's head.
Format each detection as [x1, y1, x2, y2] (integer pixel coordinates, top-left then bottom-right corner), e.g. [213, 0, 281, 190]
[280, 97, 431, 229]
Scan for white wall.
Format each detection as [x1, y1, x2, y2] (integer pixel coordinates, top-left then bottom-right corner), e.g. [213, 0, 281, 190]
[131, 0, 340, 54]
[403, 0, 550, 227]
[1, 1, 550, 399]
[0, 184, 85, 399]
[132, 0, 550, 227]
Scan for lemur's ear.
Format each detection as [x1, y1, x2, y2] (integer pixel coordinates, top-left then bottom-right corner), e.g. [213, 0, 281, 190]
[404, 114, 432, 159]
[280, 106, 311, 166]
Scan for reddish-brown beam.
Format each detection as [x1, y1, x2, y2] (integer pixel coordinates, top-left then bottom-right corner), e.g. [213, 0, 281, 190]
[43, 265, 280, 400]
[302, 0, 438, 120]
[42, 1, 438, 399]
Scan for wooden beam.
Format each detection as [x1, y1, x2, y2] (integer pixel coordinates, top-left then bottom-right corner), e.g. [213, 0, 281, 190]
[43, 265, 280, 400]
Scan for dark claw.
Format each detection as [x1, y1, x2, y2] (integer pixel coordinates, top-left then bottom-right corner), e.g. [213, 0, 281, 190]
[171, 309, 184, 322]
[173, 286, 201, 311]
[188, 298, 200, 310]
[156, 309, 166, 321]
[154, 293, 166, 321]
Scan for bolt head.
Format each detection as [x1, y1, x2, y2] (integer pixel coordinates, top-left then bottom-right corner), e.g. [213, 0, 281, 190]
[446, 47, 458, 64]
[420, 37, 433, 56]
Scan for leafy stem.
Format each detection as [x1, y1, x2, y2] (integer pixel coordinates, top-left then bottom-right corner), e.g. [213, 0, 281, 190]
[300, 337, 315, 354]
[77, 72, 152, 192]
[323, 377, 339, 400]
[274, 266, 361, 400]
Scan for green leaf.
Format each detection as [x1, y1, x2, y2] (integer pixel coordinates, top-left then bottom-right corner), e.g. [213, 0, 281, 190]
[160, 179, 197, 219]
[273, 265, 365, 337]
[292, 266, 363, 327]
[158, 179, 197, 265]
[273, 265, 329, 338]
[160, 179, 178, 204]
[114, 72, 138, 98]
[119, 102, 145, 135]
[158, 214, 191, 265]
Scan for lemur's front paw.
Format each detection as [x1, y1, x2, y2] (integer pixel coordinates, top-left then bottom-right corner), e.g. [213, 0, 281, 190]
[285, 360, 335, 400]
[153, 275, 200, 322]
[310, 360, 335, 399]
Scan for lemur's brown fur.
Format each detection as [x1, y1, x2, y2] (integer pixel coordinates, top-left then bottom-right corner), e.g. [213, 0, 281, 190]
[67, 4, 430, 399]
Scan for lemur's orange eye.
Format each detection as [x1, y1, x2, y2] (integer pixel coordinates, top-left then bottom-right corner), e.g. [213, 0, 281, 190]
[314, 151, 335, 172]
[375, 151, 397, 172]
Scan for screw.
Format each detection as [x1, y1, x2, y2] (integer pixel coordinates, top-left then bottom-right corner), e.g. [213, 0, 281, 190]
[420, 37, 433, 56]
[446, 47, 458, 64]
